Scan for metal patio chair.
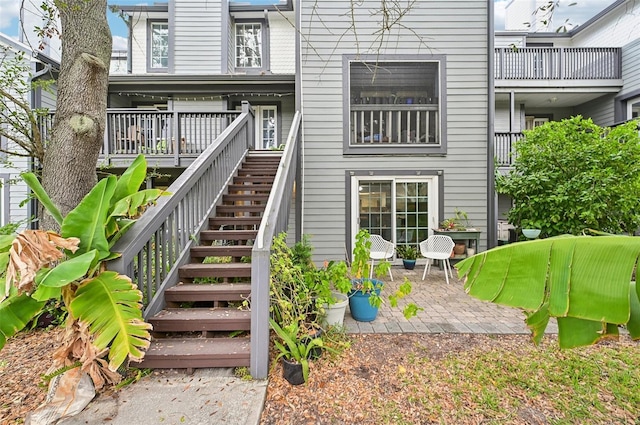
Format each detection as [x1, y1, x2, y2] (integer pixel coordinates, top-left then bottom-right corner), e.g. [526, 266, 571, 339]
[368, 234, 395, 281]
[419, 235, 455, 284]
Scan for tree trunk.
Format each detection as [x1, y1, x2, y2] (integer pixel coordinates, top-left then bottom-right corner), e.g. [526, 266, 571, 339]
[41, 0, 111, 230]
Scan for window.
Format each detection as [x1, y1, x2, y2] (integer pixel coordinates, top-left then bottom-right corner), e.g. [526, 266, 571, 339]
[256, 106, 278, 149]
[149, 21, 169, 71]
[349, 171, 442, 254]
[344, 56, 446, 154]
[235, 23, 262, 69]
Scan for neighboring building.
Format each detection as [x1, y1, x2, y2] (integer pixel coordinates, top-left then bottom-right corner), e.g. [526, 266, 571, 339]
[110, 0, 494, 256]
[0, 33, 58, 230]
[494, 0, 640, 238]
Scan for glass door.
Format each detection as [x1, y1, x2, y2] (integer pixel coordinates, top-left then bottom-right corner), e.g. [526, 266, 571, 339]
[354, 176, 438, 252]
[255, 105, 277, 149]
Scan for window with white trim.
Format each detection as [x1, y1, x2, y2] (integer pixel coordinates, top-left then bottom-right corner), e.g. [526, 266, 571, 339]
[149, 22, 169, 70]
[235, 23, 262, 69]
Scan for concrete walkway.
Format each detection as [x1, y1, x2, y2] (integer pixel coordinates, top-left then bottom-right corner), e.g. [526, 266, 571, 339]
[60, 263, 554, 425]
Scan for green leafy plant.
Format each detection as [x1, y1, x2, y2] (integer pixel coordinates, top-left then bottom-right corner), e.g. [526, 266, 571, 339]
[395, 244, 418, 260]
[439, 208, 471, 231]
[456, 235, 640, 348]
[497, 117, 640, 237]
[269, 318, 324, 384]
[0, 155, 166, 389]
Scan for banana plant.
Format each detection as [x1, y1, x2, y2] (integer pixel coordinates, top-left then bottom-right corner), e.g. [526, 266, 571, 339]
[0, 155, 166, 388]
[456, 235, 640, 348]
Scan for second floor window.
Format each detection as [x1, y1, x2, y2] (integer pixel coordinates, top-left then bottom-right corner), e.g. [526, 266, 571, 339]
[150, 22, 169, 70]
[235, 23, 262, 68]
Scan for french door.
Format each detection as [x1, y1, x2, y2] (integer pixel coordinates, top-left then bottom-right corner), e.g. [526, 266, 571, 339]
[255, 105, 277, 149]
[352, 176, 439, 252]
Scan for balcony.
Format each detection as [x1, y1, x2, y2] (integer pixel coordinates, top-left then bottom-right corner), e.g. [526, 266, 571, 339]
[40, 109, 242, 167]
[495, 47, 621, 80]
[494, 132, 523, 168]
[350, 104, 439, 146]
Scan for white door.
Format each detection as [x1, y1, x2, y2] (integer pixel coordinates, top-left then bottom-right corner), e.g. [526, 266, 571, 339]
[351, 176, 439, 251]
[255, 106, 277, 149]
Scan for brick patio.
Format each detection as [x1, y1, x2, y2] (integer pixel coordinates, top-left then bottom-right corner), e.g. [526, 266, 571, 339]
[344, 262, 559, 335]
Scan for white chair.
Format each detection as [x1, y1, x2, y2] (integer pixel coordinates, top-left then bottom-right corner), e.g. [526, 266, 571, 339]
[419, 235, 455, 284]
[368, 234, 395, 281]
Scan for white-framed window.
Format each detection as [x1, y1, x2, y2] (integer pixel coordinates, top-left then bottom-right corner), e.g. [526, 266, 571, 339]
[351, 175, 439, 253]
[149, 21, 169, 70]
[344, 55, 447, 155]
[235, 22, 262, 69]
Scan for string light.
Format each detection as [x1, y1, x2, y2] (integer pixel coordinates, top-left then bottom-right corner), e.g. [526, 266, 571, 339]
[116, 92, 294, 102]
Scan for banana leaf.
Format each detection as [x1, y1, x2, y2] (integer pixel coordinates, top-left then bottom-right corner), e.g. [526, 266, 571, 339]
[22, 172, 64, 226]
[0, 293, 45, 349]
[457, 235, 640, 348]
[70, 271, 151, 371]
[61, 176, 117, 261]
[112, 154, 147, 205]
[36, 250, 98, 288]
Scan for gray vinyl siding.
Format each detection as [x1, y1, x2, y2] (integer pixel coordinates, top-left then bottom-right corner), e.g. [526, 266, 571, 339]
[173, 0, 223, 74]
[621, 39, 640, 97]
[39, 84, 57, 110]
[574, 94, 616, 127]
[300, 0, 490, 260]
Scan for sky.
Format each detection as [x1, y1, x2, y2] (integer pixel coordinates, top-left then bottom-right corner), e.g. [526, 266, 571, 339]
[0, 0, 617, 51]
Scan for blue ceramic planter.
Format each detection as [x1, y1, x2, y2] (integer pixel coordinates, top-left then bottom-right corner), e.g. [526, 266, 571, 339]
[348, 279, 383, 322]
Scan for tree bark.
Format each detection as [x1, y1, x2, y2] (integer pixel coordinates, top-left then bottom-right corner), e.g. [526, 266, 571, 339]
[41, 0, 112, 230]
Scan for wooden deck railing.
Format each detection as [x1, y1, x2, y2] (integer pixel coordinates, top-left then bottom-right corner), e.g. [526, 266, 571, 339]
[250, 110, 301, 379]
[495, 47, 621, 80]
[107, 101, 255, 320]
[495, 132, 523, 167]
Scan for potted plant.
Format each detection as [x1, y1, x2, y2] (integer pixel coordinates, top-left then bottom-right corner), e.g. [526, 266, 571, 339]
[395, 244, 418, 270]
[439, 208, 472, 231]
[269, 318, 325, 385]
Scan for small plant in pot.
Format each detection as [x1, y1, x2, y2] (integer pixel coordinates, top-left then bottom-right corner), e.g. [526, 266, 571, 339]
[395, 244, 418, 270]
[439, 208, 472, 231]
[269, 318, 325, 385]
[342, 229, 421, 322]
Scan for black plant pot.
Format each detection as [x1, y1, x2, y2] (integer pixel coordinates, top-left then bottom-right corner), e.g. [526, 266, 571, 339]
[402, 259, 417, 270]
[282, 358, 305, 385]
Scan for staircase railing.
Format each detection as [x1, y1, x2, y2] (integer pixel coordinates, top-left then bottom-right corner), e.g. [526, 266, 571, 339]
[250, 110, 302, 379]
[108, 102, 255, 319]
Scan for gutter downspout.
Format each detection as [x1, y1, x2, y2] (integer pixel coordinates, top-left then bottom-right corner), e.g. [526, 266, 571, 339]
[295, 0, 303, 242]
[486, 0, 497, 249]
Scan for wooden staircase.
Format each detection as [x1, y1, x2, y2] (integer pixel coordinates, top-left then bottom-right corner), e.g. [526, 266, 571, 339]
[136, 153, 280, 370]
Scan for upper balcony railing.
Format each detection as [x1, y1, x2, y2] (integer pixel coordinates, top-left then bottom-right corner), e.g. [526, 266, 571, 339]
[40, 109, 242, 166]
[350, 104, 439, 145]
[495, 47, 621, 80]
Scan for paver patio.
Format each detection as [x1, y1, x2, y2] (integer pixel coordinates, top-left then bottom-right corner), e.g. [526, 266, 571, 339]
[344, 262, 559, 335]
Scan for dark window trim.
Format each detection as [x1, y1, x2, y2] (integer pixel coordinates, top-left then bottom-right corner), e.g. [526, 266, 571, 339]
[234, 19, 270, 73]
[342, 54, 447, 155]
[147, 19, 169, 74]
[614, 88, 640, 123]
[229, 0, 293, 12]
[344, 169, 444, 255]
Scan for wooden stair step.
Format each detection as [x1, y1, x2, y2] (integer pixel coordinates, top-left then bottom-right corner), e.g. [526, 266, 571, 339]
[190, 245, 253, 258]
[179, 262, 252, 278]
[216, 205, 266, 214]
[237, 169, 277, 176]
[165, 283, 252, 303]
[135, 337, 250, 369]
[149, 308, 251, 332]
[209, 217, 262, 227]
[223, 193, 270, 202]
[233, 176, 275, 184]
[200, 229, 258, 241]
[228, 184, 273, 192]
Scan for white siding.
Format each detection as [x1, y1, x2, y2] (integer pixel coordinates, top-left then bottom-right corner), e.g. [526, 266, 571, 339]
[571, 1, 640, 48]
[269, 12, 295, 74]
[300, 0, 490, 259]
[130, 14, 149, 74]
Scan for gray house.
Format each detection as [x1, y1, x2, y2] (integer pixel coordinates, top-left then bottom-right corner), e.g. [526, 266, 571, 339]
[494, 0, 640, 239]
